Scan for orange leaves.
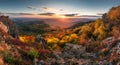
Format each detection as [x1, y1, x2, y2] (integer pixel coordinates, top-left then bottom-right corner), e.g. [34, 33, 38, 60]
[79, 33, 87, 45]
[0, 43, 10, 52]
[111, 26, 120, 39]
[46, 37, 59, 44]
[19, 36, 35, 43]
[108, 6, 120, 20]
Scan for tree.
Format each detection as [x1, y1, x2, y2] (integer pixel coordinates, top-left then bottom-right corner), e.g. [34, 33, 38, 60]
[80, 24, 93, 34]
[107, 6, 120, 24]
[93, 19, 107, 40]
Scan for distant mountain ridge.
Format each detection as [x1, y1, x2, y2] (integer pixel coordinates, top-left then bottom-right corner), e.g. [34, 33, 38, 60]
[15, 20, 52, 35]
[13, 18, 93, 29]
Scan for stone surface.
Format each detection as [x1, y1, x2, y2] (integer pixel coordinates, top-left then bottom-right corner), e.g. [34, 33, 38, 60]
[0, 22, 8, 33]
[0, 16, 18, 38]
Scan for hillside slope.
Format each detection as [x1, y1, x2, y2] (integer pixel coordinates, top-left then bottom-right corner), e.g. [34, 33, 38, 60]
[15, 21, 52, 35]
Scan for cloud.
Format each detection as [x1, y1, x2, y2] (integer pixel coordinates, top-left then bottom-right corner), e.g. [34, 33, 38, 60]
[27, 6, 64, 13]
[27, 6, 53, 11]
[39, 12, 56, 16]
[59, 9, 63, 11]
[0, 12, 4, 15]
[27, 6, 36, 10]
[39, 12, 79, 17]
[27, 6, 55, 12]
[42, 7, 51, 10]
[8, 13, 34, 16]
[41, 7, 54, 12]
[18, 13, 34, 15]
[42, 7, 63, 12]
[0, 12, 34, 16]
[62, 13, 78, 17]
[97, 13, 104, 16]
[79, 15, 101, 18]
[42, 7, 62, 11]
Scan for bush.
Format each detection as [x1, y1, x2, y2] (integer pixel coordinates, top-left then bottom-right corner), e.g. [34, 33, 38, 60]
[3, 53, 15, 64]
[27, 49, 39, 60]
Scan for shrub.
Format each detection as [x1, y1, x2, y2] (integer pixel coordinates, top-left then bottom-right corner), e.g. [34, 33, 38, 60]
[46, 37, 60, 49]
[27, 49, 39, 60]
[3, 53, 15, 64]
[19, 36, 35, 43]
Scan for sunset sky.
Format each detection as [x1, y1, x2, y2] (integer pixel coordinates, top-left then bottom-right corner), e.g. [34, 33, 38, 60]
[0, 0, 120, 18]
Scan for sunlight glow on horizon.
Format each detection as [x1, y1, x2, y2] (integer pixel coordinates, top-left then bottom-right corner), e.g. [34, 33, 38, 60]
[60, 16, 66, 18]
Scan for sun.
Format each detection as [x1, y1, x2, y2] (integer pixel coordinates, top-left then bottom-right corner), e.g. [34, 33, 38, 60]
[55, 14, 66, 18]
[60, 16, 66, 18]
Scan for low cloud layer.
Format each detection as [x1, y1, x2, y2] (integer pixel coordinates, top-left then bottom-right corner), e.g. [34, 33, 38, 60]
[97, 13, 104, 16]
[80, 15, 100, 17]
[0, 12, 101, 18]
[27, 6, 37, 10]
[39, 12, 56, 16]
[0, 12, 34, 16]
[62, 13, 79, 17]
[27, 6, 63, 13]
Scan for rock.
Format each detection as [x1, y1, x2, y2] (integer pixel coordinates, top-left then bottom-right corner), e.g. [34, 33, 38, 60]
[46, 44, 95, 65]
[0, 22, 8, 33]
[61, 44, 86, 59]
[81, 53, 96, 59]
[35, 34, 47, 49]
[97, 60, 112, 65]
[0, 16, 18, 38]
[112, 42, 120, 58]
[115, 43, 120, 57]
[117, 62, 120, 65]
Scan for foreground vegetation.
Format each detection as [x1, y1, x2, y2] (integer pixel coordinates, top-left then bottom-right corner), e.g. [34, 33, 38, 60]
[0, 5, 120, 65]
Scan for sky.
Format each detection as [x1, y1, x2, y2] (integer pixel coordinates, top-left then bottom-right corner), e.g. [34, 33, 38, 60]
[0, 0, 120, 18]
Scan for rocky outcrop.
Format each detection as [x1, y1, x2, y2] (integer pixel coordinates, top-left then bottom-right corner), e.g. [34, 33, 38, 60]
[0, 16, 18, 38]
[36, 44, 97, 65]
[111, 41, 120, 64]
[61, 44, 86, 59]
[0, 22, 8, 33]
[36, 39, 120, 65]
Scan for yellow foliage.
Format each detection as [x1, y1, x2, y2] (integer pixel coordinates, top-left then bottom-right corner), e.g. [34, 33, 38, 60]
[19, 36, 35, 43]
[80, 24, 92, 34]
[70, 34, 78, 38]
[69, 34, 78, 42]
[62, 36, 69, 42]
[46, 37, 59, 44]
[93, 19, 107, 40]
[94, 18, 103, 29]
